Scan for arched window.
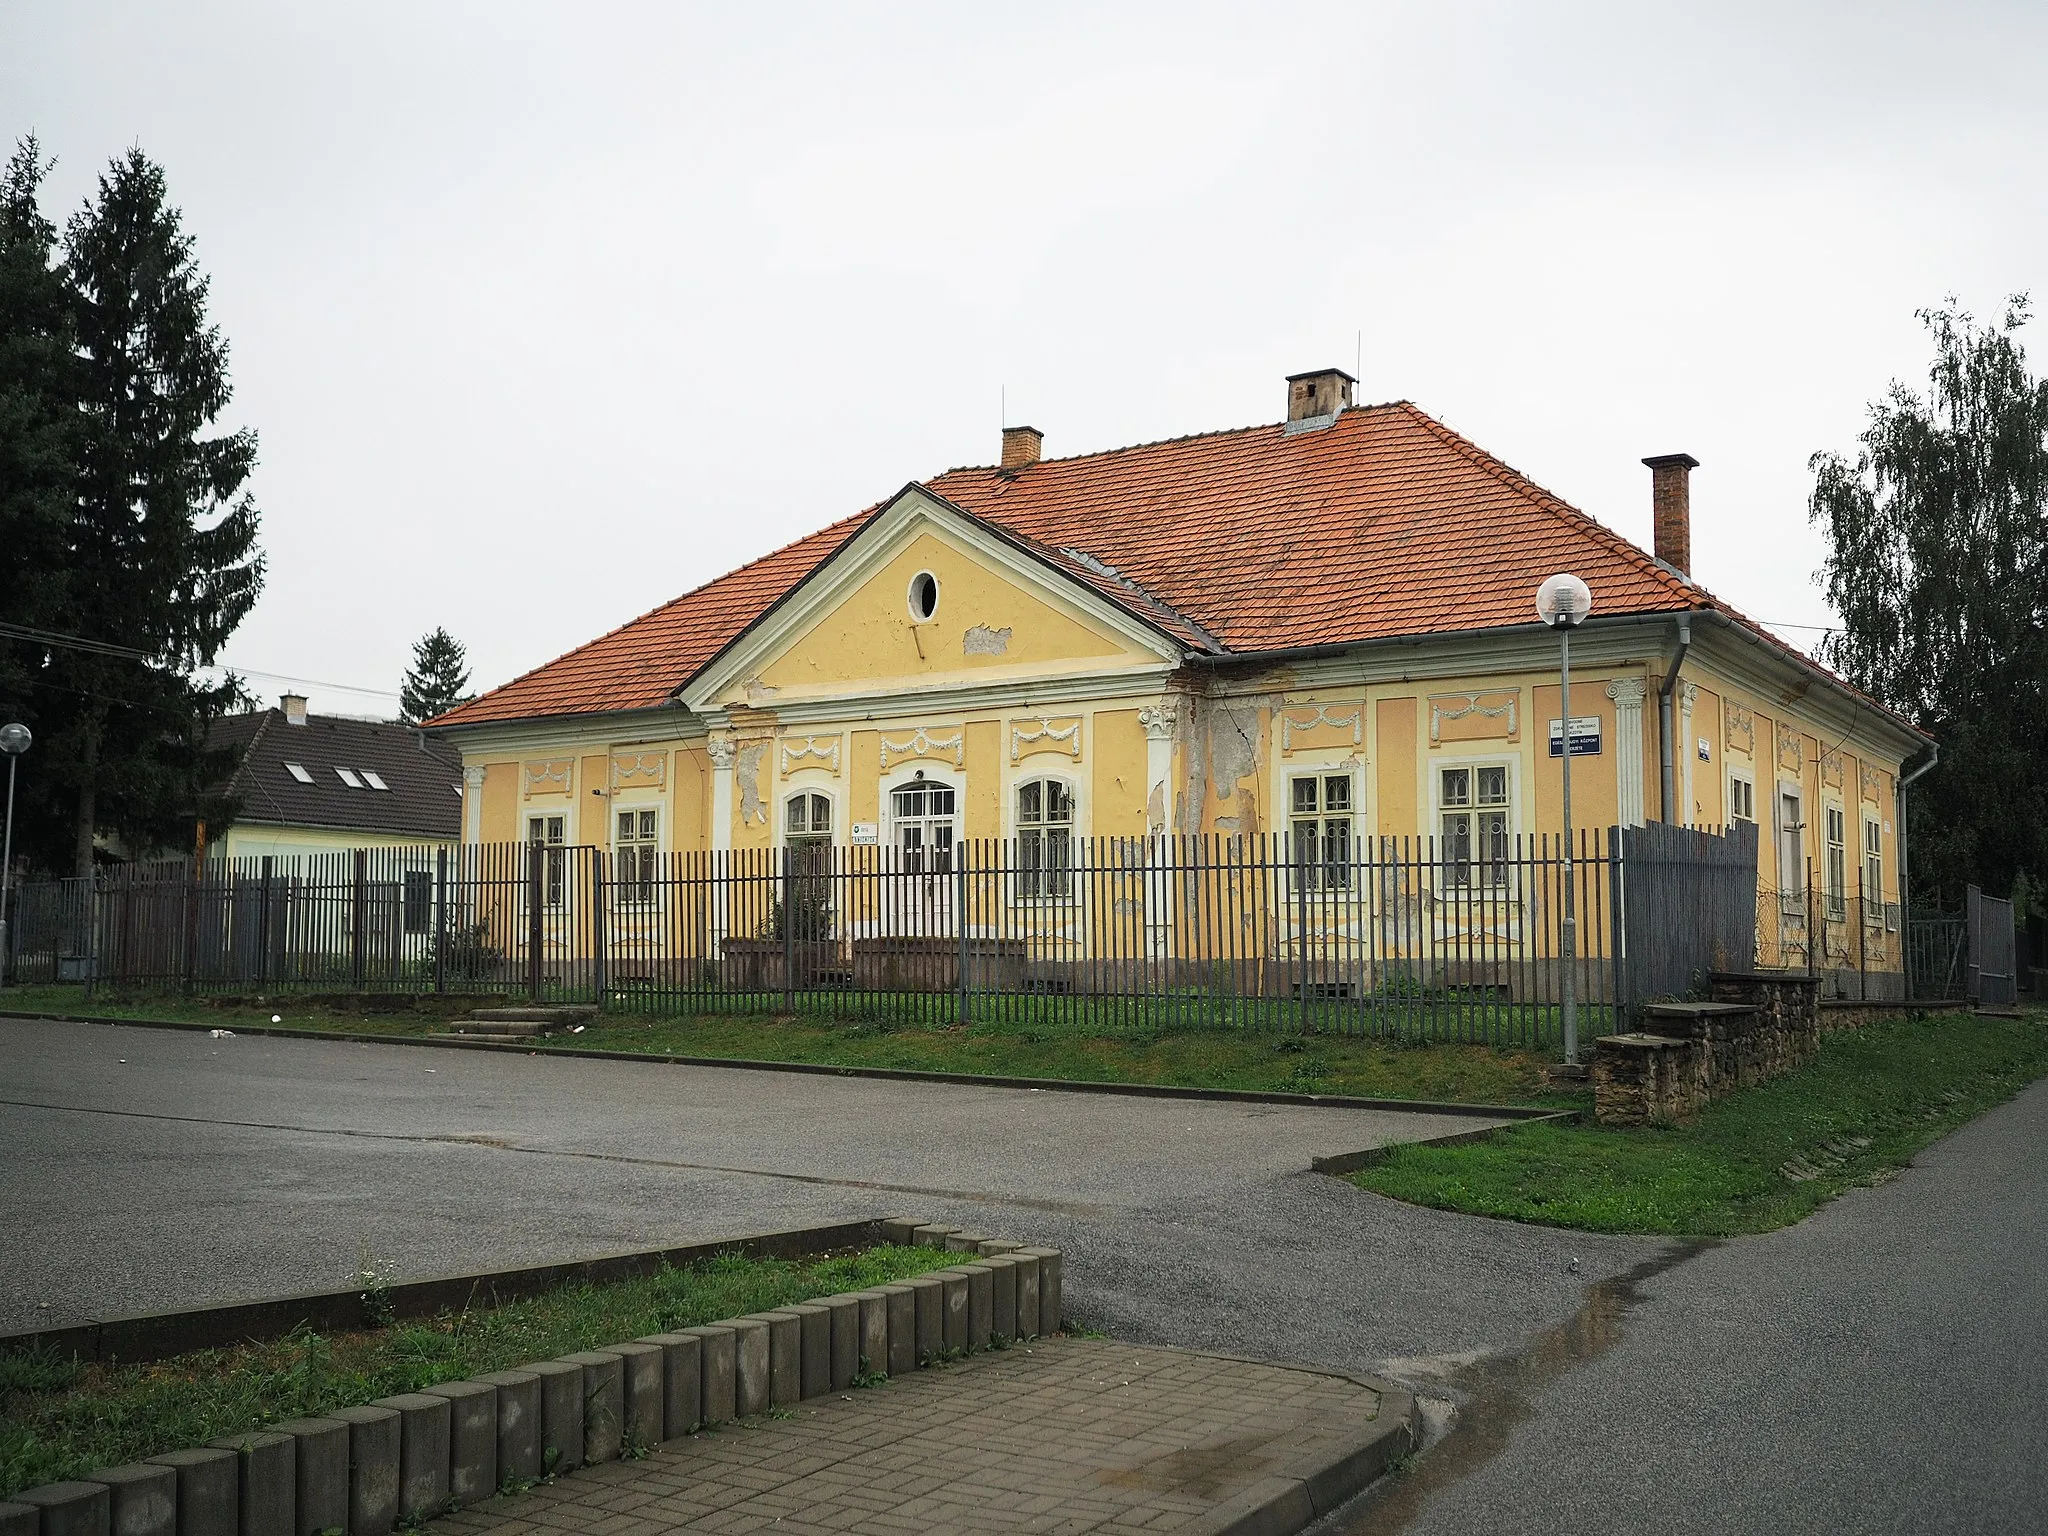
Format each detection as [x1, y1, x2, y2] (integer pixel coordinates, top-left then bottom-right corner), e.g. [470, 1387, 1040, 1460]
[786, 792, 832, 853]
[782, 792, 834, 938]
[1017, 778, 1074, 897]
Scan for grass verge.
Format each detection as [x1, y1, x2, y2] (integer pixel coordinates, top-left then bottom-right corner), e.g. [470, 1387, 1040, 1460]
[0, 984, 1572, 1106]
[1352, 1008, 2048, 1235]
[1, 1244, 949, 1500]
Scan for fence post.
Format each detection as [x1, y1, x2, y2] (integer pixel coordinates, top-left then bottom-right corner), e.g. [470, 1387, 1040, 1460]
[259, 856, 274, 991]
[182, 858, 199, 995]
[1857, 868, 1868, 1001]
[527, 840, 545, 1003]
[1608, 829, 1626, 1031]
[433, 847, 448, 995]
[780, 845, 795, 1016]
[1294, 834, 1310, 1035]
[591, 848, 607, 1006]
[955, 847, 969, 1026]
[82, 871, 99, 1002]
[350, 850, 367, 989]
[1806, 857, 1818, 979]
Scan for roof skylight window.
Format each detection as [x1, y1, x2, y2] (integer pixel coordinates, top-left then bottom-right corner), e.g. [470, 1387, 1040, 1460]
[285, 761, 313, 784]
[361, 770, 392, 791]
[335, 767, 365, 788]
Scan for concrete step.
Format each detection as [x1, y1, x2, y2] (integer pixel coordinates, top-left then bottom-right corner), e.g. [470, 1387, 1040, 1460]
[466, 1005, 598, 1025]
[445, 1019, 551, 1037]
[429, 1030, 544, 1045]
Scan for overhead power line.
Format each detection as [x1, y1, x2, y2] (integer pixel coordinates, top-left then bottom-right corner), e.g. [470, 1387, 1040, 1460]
[0, 619, 157, 662]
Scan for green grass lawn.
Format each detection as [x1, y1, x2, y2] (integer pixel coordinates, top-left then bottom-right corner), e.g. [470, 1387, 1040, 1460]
[1352, 1008, 2048, 1236]
[1, 1244, 950, 1501]
[0, 984, 1571, 1106]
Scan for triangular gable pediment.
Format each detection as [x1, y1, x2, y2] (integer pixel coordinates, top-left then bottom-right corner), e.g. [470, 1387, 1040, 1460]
[680, 485, 1186, 711]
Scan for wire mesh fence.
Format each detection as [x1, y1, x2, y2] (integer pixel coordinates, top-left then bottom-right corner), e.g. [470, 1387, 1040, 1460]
[0, 823, 1884, 1042]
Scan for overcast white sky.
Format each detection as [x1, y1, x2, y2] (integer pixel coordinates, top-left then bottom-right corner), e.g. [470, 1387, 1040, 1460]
[5, 2, 2043, 716]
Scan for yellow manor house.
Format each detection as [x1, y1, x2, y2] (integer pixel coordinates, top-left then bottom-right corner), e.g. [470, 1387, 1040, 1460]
[431, 369, 1931, 1001]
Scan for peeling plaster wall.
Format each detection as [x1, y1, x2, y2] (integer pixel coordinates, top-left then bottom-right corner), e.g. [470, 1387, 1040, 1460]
[736, 742, 768, 827]
[1188, 693, 1271, 838]
[963, 624, 1012, 656]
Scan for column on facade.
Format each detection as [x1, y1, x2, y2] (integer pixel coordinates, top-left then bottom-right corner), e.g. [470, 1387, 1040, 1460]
[462, 765, 486, 846]
[1680, 681, 1698, 828]
[1606, 677, 1648, 828]
[707, 732, 736, 953]
[1138, 703, 1176, 959]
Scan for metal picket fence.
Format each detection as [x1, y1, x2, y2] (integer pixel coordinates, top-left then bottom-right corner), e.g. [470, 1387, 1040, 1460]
[5, 824, 1796, 1043]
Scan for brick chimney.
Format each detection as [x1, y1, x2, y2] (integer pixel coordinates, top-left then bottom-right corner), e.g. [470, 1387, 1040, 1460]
[1286, 368, 1355, 424]
[280, 693, 309, 725]
[1642, 453, 1699, 575]
[1000, 425, 1043, 474]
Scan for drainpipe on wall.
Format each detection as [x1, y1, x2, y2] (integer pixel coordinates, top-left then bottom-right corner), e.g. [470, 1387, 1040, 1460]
[1658, 616, 1693, 822]
[1897, 743, 1940, 917]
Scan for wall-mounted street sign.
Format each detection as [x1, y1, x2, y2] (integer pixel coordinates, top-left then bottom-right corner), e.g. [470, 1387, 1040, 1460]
[850, 821, 879, 845]
[1547, 716, 1603, 757]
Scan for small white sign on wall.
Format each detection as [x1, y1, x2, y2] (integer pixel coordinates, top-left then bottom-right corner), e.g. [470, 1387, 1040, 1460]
[1698, 737, 1712, 761]
[1547, 716, 1603, 757]
[850, 821, 879, 845]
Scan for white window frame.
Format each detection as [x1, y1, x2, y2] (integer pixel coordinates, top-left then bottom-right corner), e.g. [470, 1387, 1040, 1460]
[780, 787, 837, 850]
[1433, 758, 1515, 889]
[1823, 800, 1847, 921]
[1775, 786, 1805, 909]
[885, 768, 962, 876]
[613, 802, 662, 906]
[1727, 770, 1756, 829]
[525, 811, 569, 907]
[1015, 775, 1078, 899]
[1286, 769, 1358, 891]
[1862, 813, 1885, 924]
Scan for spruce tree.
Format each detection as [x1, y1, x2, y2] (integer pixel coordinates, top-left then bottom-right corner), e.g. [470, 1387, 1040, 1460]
[48, 147, 263, 873]
[400, 627, 473, 723]
[0, 138, 86, 875]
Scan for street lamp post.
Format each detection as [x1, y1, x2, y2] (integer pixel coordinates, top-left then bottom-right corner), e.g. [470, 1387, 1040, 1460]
[0, 723, 31, 989]
[1536, 577, 1592, 1065]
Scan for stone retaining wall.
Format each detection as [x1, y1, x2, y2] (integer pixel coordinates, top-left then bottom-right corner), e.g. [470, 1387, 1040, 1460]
[1593, 972, 1822, 1126]
[0, 1219, 1062, 1536]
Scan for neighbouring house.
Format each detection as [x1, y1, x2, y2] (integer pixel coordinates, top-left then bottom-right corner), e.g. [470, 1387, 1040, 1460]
[209, 694, 464, 860]
[428, 369, 1932, 997]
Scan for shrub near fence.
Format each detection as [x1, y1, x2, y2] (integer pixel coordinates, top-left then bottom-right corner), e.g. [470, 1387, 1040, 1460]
[6, 825, 1786, 1047]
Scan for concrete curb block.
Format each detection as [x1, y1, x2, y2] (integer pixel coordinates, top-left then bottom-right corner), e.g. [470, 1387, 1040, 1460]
[1, 1008, 1562, 1120]
[2, 1216, 1062, 1532]
[2, 1216, 893, 1364]
[1310, 1110, 1579, 1174]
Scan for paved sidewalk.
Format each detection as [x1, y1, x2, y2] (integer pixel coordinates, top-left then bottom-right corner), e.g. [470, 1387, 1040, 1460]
[429, 1336, 1406, 1536]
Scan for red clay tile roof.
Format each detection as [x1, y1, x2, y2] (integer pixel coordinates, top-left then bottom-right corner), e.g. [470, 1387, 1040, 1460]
[430, 401, 1834, 729]
[431, 510, 875, 728]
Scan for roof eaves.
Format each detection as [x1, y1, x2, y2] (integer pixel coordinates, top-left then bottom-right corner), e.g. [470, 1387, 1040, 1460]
[428, 510, 881, 729]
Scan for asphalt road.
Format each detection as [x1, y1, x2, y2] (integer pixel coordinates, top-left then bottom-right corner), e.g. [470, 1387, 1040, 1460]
[0, 1016, 1653, 1376]
[1319, 1076, 2048, 1535]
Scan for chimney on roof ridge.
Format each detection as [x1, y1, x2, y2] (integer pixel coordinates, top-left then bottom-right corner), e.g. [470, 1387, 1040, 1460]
[1642, 453, 1699, 576]
[1000, 425, 1043, 474]
[280, 693, 309, 726]
[1286, 368, 1355, 425]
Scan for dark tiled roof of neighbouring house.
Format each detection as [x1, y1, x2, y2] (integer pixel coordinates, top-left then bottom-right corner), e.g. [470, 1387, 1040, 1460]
[211, 709, 464, 840]
[428, 400, 1903, 733]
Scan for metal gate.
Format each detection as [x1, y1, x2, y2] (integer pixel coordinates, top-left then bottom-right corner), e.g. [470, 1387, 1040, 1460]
[1615, 819, 1759, 1017]
[1966, 883, 2018, 1006]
